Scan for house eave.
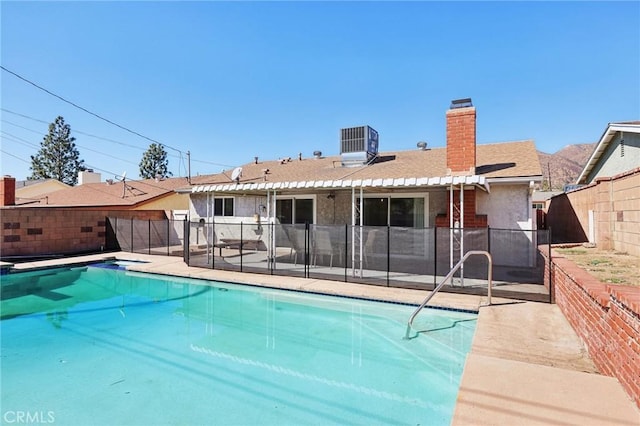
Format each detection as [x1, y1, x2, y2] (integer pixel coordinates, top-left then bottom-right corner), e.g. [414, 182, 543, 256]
[576, 123, 640, 184]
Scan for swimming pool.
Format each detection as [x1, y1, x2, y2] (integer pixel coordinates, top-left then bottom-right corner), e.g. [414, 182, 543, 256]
[1, 263, 477, 425]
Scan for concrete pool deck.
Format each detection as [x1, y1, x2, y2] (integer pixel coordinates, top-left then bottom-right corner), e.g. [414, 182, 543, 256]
[6, 252, 639, 425]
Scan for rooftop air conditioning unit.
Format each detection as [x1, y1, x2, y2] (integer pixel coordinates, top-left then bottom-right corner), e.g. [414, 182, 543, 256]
[340, 125, 378, 167]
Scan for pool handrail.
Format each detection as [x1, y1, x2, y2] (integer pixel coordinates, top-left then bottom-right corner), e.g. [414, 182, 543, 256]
[404, 250, 492, 339]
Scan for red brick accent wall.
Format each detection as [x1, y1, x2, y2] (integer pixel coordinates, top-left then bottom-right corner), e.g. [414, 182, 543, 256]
[0, 207, 167, 257]
[1, 176, 16, 206]
[435, 188, 488, 227]
[446, 107, 476, 173]
[540, 247, 640, 408]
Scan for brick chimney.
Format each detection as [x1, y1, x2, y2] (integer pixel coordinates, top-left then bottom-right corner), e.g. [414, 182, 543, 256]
[446, 98, 476, 175]
[1, 176, 16, 206]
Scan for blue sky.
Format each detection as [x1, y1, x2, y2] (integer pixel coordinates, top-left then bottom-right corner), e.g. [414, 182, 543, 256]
[1, 1, 639, 181]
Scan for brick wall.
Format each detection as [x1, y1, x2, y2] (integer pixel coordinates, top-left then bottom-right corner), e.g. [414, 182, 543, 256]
[435, 188, 488, 227]
[540, 247, 640, 408]
[446, 106, 476, 173]
[1, 176, 16, 206]
[547, 167, 640, 256]
[1, 207, 167, 258]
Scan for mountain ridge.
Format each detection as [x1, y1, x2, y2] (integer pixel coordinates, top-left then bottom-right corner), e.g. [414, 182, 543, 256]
[537, 143, 595, 190]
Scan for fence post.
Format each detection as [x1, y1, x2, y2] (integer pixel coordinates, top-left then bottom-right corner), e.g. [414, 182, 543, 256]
[433, 227, 437, 287]
[548, 227, 554, 304]
[305, 222, 309, 279]
[344, 224, 348, 282]
[269, 222, 273, 275]
[167, 220, 170, 256]
[148, 219, 151, 255]
[183, 218, 190, 264]
[386, 225, 390, 287]
[130, 218, 134, 253]
[240, 222, 243, 272]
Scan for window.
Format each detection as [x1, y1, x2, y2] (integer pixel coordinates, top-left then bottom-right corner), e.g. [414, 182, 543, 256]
[532, 203, 544, 210]
[357, 196, 426, 227]
[276, 197, 314, 224]
[214, 198, 234, 216]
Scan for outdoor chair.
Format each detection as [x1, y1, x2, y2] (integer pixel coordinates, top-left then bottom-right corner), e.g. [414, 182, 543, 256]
[312, 229, 335, 268]
[285, 226, 307, 266]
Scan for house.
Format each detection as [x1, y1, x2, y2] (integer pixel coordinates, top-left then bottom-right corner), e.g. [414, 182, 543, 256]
[3, 172, 190, 215]
[576, 121, 640, 185]
[185, 99, 542, 230]
[547, 122, 640, 255]
[14, 178, 71, 205]
[532, 191, 562, 211]
[181, 98, 543, 269]
[0, 173, 191, 259]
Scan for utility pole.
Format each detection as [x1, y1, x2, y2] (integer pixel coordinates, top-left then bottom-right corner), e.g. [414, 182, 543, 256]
[547, 162, 552, 190]
[187, 150, 191, 184]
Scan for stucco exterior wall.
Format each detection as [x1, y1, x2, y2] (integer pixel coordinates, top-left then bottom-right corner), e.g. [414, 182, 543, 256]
[137, 193, 190, 211]
[476, 184, 533, 230]
[189, 186, 534, 232]
[587, 132, 640, 183]
[15, 180, 70, 200]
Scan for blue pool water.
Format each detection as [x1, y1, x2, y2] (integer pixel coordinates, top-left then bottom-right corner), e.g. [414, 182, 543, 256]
[1, 264, 477, 425]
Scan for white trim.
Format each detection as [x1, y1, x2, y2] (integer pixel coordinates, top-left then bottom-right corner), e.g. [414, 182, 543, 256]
[576, 122, 640, 184]
[273, 194, 318, 224]
[354, 192, 430, 227]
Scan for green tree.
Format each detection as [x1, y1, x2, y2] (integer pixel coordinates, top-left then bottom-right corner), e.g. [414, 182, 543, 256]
[139, 143, 172, 179]
[30, 116, 85, 185]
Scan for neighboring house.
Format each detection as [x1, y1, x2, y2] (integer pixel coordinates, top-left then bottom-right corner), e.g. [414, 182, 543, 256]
[3, 173, 190, 215]
[15, 179, 71, 205]
[531, 191, 562, 211]
[1, 173, 191, 259]
[181, 99, 543, 267]
[576, 121, 640, 185]
[547, 121, 640, 255]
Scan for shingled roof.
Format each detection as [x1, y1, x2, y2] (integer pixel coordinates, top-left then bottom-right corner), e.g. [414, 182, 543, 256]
[26, 176, 190, 208]
[187, 140, 542, 193]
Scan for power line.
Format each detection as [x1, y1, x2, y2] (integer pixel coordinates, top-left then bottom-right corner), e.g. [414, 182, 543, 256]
[2, 109, 234, 168]
[1, 131, 40, 149]
[1, 65, 184, 154]
[0, 149, 30, 164]
[2, 128, 137, 166]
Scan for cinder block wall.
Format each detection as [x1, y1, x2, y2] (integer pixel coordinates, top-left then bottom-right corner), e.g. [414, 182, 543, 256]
[1, 207, 166, 257]
[540, 247, 640, 408]
[547, 167, 640, 256]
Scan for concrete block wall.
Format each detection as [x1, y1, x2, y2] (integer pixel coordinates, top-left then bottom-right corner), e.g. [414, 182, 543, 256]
[1, 207, 166, 257]
[540, 247, 640, 408]
[548, 167, 640, 256]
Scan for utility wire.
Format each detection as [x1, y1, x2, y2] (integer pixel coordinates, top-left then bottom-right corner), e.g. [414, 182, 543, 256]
[0, 149, 30, 164]
[1, 108, 234, 168]
[1, 65, 183, 154]
[2, 129, 136, 166]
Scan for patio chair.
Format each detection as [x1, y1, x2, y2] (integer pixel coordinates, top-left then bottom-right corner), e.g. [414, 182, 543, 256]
[364, 229, 381, 268]
[312, 229, 334, 268]
[285, 227, 307, 266]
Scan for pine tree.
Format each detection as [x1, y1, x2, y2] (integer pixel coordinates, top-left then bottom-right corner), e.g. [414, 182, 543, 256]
[30, 116, 85, 185]
[139, 143, 172, 179]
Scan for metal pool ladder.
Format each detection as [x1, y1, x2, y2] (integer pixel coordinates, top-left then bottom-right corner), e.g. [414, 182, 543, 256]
[404, 250, 493, 340]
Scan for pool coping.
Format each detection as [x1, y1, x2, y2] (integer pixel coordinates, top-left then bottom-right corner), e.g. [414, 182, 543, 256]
[4, 252, 639, 424]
